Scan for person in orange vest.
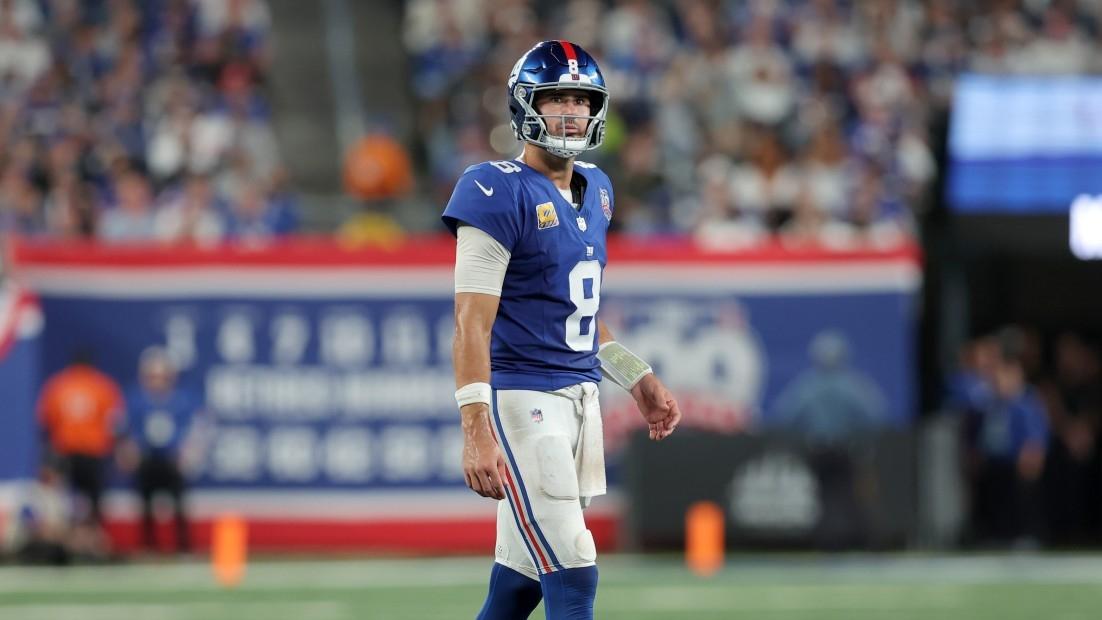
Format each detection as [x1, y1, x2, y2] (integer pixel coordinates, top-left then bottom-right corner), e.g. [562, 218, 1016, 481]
[36, 351, 125, 526]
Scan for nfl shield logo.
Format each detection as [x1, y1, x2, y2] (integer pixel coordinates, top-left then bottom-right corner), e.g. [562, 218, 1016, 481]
[600, 188, 612, 221]
[530, 408, 544, 423]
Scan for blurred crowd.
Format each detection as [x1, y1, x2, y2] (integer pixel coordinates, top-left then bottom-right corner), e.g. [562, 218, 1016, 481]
[947, 327, 1102, 547]
[0, 0, 298, 245]
[403, 0, 1102, 245]
[7, 0, 1101, 243]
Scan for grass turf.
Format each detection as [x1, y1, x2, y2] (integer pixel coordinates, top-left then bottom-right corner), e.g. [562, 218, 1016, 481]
[2, 553, 1101, 619]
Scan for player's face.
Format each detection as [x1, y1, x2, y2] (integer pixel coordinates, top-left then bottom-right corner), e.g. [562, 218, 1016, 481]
[534, 89, 592, 138]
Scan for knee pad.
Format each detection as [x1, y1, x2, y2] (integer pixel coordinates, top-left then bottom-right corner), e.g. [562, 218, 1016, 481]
[533, 436, 599, 567]
[573, 529, 596, 564]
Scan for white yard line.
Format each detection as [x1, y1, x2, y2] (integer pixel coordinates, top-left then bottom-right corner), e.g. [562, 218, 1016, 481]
[0, 557, 492, 593]
[599, 584, 966, 612]
[3, 554, 1102, 596]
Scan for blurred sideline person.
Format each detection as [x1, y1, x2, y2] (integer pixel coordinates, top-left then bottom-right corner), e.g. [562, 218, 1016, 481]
[2, 457, 110, 565]
[117, 346, 203, 553]
[444, 41, 681, 620]
[772, 330, 886, 549]
[1040, 332, 1102, 545]
[958, 328, 1049, 546]
[36, 350, 125, 528]
[773, 330, 886, 445]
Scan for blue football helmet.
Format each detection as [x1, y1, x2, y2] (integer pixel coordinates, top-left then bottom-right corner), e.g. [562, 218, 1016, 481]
[507, 40, 610, 159]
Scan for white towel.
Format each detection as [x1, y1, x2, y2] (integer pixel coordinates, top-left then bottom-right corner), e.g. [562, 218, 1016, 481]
[554, 382, 606, 506]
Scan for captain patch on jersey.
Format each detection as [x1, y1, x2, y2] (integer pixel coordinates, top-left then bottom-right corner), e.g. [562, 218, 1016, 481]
[536, 202, 559, 229]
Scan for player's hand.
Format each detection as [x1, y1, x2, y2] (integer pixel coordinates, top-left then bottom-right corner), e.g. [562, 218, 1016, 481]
[630, 373, 681, 441]
[460, 404, 508, 500]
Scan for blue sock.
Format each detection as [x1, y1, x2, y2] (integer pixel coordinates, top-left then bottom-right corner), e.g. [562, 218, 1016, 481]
[477, 563, 543, 620]
[539, 565, 598, 620]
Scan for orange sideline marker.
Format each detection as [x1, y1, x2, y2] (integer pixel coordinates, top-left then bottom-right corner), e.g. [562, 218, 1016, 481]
[212, 514, 247, 588]
[685, 501, 724, 576]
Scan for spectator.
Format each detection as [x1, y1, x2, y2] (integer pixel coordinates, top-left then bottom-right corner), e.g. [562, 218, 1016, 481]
[0, 167, 47, 235]
[1013, 5, 1094, 74]
[725, 14, 797, 126]
[730, 129, 800, 231]
[855, 0, 925, 63]
[919, 0, 967, 106]
[145, 74, 200, 182]
[43, 170, 96, 238]
[845, 163, 912, 247]
[798, 121, 851, 218]
[98, 170, 157, 242]
[960, 328, 1049, 547]
[153, 173, 226, 244]
[193, 0, 273, 81]
[402, 0, 486, 100]
[1, 0, 43, 34]
[1040, 332, 1102, 545]
[790, 0, 864, 69]
[118, 346, 203, 554]
[599, 0, 676, 105]
[0, 1, 50, 95]
[223, 183, 298, 242]
[779, 183, 853, 248]
[690, 155, 767, 249]
[945, 334, 1000, 416]
[36, 350, 125, 527]
[612, 116, 668, 231]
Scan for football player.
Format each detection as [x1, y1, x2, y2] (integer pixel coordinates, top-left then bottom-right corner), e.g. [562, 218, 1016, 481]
[443, 40, 682, 619]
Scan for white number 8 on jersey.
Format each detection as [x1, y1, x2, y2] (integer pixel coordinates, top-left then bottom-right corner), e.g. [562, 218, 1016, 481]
[565, 260, 601, 352]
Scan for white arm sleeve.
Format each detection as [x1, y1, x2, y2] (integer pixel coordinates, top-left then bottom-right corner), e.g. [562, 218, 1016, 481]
[455, 224, 511, 296]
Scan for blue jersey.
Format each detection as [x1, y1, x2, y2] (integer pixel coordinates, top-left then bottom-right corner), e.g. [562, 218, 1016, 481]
[443, 159, 614, 391]
[125, 387, 200, 457]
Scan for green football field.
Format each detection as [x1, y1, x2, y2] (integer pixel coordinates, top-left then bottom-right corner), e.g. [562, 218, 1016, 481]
[2, 553, 1102, 619]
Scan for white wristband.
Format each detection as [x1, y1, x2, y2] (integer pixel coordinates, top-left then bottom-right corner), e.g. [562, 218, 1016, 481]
[455, 382, 492, 408]
[597, 341, 653, 391]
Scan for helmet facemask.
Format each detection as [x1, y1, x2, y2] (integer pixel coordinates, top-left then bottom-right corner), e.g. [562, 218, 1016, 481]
[511, 83, 609, 159]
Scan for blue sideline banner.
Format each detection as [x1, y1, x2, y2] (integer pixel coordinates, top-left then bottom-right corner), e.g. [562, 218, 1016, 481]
[15, 241, 921, 495]
[0, 285, 44, 523]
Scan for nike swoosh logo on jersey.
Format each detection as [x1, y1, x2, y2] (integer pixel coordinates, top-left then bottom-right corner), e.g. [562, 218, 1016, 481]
[474, 180, 494, 196]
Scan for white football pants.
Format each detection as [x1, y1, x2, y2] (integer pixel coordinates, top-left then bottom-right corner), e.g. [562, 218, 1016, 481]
[489, 384, 604, 580]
